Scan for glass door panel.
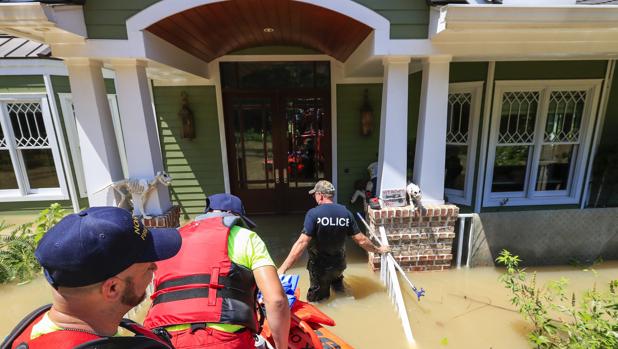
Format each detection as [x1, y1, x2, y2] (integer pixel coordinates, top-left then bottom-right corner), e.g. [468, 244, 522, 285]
[283, 96, 326, 188]
[226, 96, 280, 213]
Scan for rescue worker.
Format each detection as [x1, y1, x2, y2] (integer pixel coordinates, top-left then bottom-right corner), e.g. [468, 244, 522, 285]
[143, 193, 290, 349]
[1, 206, 182, 349]
[278, 180, 389, 302]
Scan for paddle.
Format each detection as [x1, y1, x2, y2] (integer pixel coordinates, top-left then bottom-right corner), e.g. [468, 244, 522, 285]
[356, 212, 426, 301]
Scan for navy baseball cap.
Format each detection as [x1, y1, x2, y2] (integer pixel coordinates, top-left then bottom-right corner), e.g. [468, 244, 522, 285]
[205, 193, 256, 228]
[35, 206, 182, 288]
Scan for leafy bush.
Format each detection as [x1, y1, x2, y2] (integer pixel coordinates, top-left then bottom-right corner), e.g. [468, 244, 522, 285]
[0, 204, 67, 284]
[497, 250, 618, 349]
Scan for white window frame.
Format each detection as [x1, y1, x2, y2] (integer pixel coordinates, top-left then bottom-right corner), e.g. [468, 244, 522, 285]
[444, 81, 483, 206]
[0, 93, 68, 202]
[483, 79, 602, 207]
[58, 93, 127, 198]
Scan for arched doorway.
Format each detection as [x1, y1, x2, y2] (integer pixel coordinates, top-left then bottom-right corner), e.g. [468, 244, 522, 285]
[132, 0, 377, 213]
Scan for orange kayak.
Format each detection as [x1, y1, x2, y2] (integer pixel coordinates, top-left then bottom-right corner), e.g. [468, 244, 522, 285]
[261, 289, 353, 349]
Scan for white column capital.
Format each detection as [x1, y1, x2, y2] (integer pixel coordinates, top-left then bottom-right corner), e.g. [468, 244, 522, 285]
[422, 55, 452, 66]
[382, 56, 412, 66]
[64, 57, 104, 68]
[111, 58, 149, 68]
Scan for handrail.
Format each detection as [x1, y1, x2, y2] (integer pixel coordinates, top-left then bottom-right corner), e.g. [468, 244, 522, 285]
[456, 213, 475, 268]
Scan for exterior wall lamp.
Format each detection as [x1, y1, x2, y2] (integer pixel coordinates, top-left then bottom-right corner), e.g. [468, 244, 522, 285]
[360, 88, 373, 137]
[178, 91, 195, 140]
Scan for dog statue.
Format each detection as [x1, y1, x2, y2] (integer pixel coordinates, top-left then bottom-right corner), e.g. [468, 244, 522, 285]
[406, 182, 422, 210]
[111, 171, 173, 219]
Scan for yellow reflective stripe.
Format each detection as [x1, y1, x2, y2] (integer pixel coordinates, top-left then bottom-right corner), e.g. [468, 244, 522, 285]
[165, 323, 244, 333]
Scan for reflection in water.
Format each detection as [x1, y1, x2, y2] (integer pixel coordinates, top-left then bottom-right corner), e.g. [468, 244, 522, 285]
[1, 214, 617, 349]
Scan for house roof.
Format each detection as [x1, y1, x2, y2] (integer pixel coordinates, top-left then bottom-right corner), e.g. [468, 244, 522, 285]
[0, 35, 51, 58]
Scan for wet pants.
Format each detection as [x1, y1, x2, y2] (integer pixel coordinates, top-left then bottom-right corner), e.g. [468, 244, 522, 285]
[307, 257, 346, 302]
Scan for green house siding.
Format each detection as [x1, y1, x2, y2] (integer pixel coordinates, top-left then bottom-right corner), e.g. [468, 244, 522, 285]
[154, 86, 225, 219]
[336, 84, 381, 209]
[495, 61, 607, 80]
[352, 0, 429, 39]
[82, 0, 429, 40]
[0, 75, 45, 93]
[83, 0, 160, 39]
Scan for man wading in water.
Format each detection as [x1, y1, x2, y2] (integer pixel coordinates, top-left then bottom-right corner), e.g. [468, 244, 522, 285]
[278, 180, 389, 302]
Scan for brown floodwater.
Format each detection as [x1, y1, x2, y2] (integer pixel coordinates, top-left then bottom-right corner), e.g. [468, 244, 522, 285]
[2, 213, 617, 348]
[3, 261, 617, 349]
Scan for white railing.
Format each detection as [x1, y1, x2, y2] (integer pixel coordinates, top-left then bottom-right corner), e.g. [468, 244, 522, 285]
[379, 226, 415, 345]
[455, 213, 475, 268]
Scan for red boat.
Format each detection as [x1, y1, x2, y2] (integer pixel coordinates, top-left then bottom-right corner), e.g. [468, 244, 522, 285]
[260, 288, 353, 349]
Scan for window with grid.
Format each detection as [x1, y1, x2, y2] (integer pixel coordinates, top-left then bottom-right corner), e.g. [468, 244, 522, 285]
[484, 81, 600, 207]
[0, 97, 64, 199]
[444, 82, 482, 205]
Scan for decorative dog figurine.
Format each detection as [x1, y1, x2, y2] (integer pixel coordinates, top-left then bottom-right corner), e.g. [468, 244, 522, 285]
[406, 182, 422, 209]
[111, 171, 173, 219]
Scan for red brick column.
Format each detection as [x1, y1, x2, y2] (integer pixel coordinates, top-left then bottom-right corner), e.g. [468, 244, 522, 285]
[142, 205, 181, 228]
[366, 204, 458, 271]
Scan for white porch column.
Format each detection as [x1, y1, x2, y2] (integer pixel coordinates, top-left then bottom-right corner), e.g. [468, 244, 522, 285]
[413, 56, 452, 205]
[377, 56, 411, 195]
[66, 58, 124, 206]
[113, 59, 171, 216]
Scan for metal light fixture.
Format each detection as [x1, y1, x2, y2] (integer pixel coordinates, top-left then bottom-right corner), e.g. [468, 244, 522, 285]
[178, 91, 195, 140]
[360, 89, 373, 137]
[263, 27, 275, 33]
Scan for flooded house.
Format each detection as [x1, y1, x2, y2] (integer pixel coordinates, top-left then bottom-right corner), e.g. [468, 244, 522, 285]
[0, 0, 617, 270]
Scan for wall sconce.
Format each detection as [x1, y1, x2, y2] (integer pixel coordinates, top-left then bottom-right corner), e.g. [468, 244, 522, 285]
[360, 88, 373, 137]
[178, 91, 195, 140]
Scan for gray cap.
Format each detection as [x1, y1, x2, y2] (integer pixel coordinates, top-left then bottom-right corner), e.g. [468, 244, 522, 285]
[308, 180, 336, 195]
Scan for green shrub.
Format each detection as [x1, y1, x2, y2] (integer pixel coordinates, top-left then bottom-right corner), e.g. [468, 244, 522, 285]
[497, 250, 618, 349]
[0, 204, 67, 284]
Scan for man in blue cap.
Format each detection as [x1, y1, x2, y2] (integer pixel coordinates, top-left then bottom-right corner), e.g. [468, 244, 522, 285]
[2, 206, 182, 349]
[144, 193, 290, 349]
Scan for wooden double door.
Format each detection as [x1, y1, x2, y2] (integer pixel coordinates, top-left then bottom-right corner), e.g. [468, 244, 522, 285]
[223, 90, 331, 214]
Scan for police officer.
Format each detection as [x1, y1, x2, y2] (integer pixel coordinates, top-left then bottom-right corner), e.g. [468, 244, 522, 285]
[2, 207, 182, 349]
[278, 180, 389, 302]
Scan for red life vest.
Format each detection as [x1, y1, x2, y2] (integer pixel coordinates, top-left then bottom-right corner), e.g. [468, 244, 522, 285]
[144, 214, 258, 332]
[2, 304, 172, 349]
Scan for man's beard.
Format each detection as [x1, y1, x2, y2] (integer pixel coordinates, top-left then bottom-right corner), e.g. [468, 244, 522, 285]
[120, 277, 147, 307]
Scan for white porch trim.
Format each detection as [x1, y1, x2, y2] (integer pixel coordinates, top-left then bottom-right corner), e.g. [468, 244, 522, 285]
[65, 58, 124, 206]
[413, 55, 452, 205]
[113, 59, 172, 216]
[377, 56, 411, 196]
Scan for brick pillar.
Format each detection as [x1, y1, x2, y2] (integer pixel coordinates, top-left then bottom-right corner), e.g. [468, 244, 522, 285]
[142, 205, 181, 228]
[367, 203, 458, 271]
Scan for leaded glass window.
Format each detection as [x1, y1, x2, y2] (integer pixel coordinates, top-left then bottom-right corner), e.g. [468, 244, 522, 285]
[484, 81, 600, 207]
[492, 91, 539, 193]
[0, 97, 63, 198]
[445, 92, 471, 191]
[444, 82, 482, 205]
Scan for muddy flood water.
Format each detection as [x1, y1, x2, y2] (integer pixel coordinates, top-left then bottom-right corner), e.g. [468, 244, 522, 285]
[2, 214, 617, 348]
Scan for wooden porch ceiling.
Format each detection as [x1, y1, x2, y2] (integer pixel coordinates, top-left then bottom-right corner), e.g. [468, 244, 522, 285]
[145, 0, 373, 62]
